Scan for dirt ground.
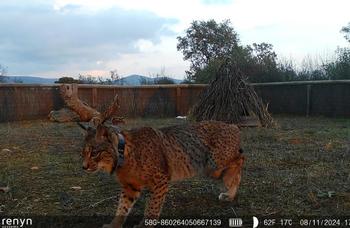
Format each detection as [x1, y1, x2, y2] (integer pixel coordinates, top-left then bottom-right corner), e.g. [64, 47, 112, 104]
[0, 116, 349, 226]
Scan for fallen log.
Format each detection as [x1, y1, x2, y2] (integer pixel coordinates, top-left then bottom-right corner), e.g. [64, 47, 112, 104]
[59, 84, 100, 122]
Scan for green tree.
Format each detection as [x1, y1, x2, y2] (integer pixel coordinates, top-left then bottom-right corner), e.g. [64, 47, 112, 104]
[141, 68, 175, 85]
[177, 19, 240, 81]
[154, 68, 175, 84]
[244, 43, 282, 82]
[154, 77, 175, 84]
[177, 20, 290, 83]
[78, 74, 98, 84]
[191, 58, 225, 84]
[341, 22, 350, 43]
[324, 48, 350, 80]
[277, 59, 298, 81]
[190, 42, 284, 83]
[0, 64, 8, 83]
[55, 77, 79, 83]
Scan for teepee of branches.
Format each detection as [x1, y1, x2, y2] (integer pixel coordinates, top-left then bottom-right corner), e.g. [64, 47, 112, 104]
[190, 58, 274, 127]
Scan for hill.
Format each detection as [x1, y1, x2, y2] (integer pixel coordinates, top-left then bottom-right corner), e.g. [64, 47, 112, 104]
[3, 75, 183, 85]
[5, 76, 57, 84]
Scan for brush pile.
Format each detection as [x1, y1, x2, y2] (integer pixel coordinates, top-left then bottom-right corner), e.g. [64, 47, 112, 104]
[190, 58, 274, 127]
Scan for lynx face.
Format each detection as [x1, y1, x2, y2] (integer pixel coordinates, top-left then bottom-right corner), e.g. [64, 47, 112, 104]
[81, 128, 116, 173]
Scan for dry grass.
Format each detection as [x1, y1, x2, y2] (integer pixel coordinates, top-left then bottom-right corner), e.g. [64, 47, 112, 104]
[0, 116, 349, 225]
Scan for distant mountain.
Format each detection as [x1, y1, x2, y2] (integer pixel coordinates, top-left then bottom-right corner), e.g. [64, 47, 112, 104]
[115, 74, 183, 85]
[2, 75, 183, 85]
[5, 76, 57, 84]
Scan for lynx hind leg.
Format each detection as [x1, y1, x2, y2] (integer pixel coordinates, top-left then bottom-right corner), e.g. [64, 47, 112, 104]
[218, 156, 245, 201]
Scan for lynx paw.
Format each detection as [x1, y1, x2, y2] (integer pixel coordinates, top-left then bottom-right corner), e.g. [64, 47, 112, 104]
[218, 193, 233, 201]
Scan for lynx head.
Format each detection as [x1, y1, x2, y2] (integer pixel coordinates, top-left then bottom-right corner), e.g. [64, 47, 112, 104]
[78, 94, 121, 174]
[78, 123, 117, 173]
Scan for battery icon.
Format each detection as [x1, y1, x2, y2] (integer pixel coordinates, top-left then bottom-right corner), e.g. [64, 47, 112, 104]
[229, 218, 243, 227]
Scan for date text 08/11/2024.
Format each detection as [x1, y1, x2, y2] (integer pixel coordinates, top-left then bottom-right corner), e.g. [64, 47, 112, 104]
[263, 218, 350, 227]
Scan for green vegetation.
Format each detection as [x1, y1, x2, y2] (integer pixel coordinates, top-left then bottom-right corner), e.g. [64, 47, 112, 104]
[140, 68, 176, 85]
[341, 22, 350, 43]
[0, 64, 8, 83]
[177, 20, 350, 83]
[55, 70, 120, 85]
[0, 117, 349, 225]
[55, 77, 79, 84]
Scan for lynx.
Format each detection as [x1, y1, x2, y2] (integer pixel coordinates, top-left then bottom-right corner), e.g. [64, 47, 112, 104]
[78, 95, 245, 228]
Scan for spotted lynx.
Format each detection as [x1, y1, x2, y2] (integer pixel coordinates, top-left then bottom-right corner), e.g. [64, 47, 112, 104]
[78, 96, 245, 228]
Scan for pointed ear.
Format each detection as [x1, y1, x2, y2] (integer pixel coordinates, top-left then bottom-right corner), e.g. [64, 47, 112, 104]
[101, 94, 120, 123]
[95, 125, 109, 142]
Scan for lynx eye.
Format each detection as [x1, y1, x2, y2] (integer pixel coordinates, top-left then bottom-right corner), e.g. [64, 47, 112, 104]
[90, 148, 100, 158]
[90, 143, 109, 158]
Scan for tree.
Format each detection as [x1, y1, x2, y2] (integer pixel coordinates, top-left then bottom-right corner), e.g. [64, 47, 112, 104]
[55, 77, 79, 84]
[77, 70, 122, 85]
[140, 67, 175, 85]
[108, 69, 121, 85]
[243, 43, 281, 83]
[154, 77, 175, 84]
[250, 43, 277, 66]
[188, 41, 283, 83]
[177, 20, 240, 81]
[277, 59, 298, 81]
[341, 22, 350, 43]
[78, 74, 99, 84]
[191, 58, 225, 84]
[110, 69, 119, 81]
[177, 20, 288, 83]
[0, 64, 8, 83]
[324, 48, 350, 80]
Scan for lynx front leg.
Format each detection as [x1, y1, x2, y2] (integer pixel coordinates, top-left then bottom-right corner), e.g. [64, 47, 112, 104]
[137, 179, 168, 227]
[105, 186, 141, 228]
[219, 156, 244, 201]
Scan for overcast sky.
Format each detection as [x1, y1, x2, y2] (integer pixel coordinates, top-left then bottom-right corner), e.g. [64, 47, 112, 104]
[0, 0, 349, 79]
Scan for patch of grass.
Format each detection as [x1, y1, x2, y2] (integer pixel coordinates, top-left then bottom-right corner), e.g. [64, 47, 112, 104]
[0, 116, 349, 221]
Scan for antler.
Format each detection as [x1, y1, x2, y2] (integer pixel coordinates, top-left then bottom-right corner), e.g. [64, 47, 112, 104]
[90, 94, 120, 127]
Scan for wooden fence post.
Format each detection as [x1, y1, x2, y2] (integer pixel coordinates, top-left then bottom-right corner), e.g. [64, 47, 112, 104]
[92, 87, 97, 108]
[176, 86, 182, 116]
[306, 84, 311, 117]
